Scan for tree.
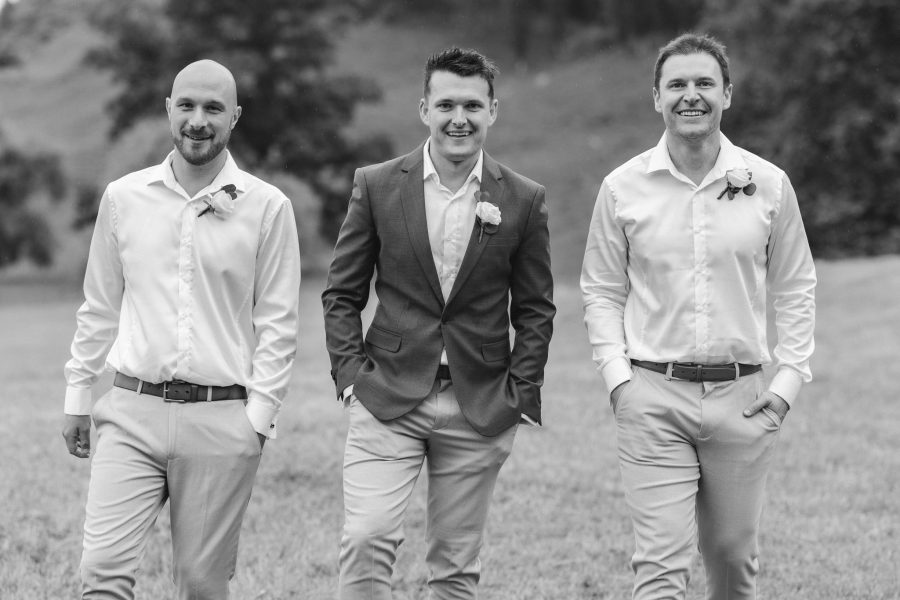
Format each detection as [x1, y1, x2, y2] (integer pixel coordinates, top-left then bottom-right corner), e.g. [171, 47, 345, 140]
[85, 0, 392, 240]
[706, 0, 900, 256]
[0, 131, 66, 266]
[0, 0, 69, 268]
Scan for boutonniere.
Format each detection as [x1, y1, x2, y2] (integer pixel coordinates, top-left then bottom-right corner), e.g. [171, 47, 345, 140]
[198, 184, 238, 218]
[717, 168, 757, 200]
[474, 191, 501, 243]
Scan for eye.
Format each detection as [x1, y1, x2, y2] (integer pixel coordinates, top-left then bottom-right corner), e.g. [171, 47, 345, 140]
[466, 102, 482, 111]
[437, 102, 452, 111]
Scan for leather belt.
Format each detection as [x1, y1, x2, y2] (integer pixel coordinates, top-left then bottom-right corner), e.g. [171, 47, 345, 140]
[631, 360, 761, 382]
[114, 373, 247, 403]
[436, 365, 451, 380]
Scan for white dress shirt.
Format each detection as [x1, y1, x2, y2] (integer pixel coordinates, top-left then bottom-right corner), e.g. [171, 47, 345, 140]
[581, 133, 816, 405]
[64, 150, 301, 438]
[422, 139, 482, 304]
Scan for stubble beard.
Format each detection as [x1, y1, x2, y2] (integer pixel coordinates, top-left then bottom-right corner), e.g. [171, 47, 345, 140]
[174, 129, 230, 166]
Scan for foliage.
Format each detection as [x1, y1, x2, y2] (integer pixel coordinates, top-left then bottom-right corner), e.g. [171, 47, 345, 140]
[0, 0, 73, 268]
[0, 131, 66, 267]
[376, 0, 704, 63]
[84, 0, 392, 240]
[706, 0, 900, 256]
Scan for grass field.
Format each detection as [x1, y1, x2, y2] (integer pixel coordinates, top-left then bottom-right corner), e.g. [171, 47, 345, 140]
[2, 255, 899, 599]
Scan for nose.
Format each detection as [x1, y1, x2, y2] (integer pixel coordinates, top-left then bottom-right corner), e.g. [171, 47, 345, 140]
[451, 106, 466, 127]
[684, 83, 700, 103]
[188, 107, 207, 128]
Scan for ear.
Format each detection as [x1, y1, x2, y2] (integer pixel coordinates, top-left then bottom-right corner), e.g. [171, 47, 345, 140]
[231, 105, 242, 130]
[723, 83, 733, 111]
[488, 98, 499, 126]
[652, 87, 662, 114]
[418, 98, 429, 126]
[165, 97, 172, 118]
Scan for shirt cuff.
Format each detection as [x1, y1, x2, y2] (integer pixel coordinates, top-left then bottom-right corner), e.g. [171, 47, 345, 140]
[768, 368, 803, 407]
[600, 357, 633, 396]
[65, 386, 93, 415]
[246, 399, 278, 439]
[520, 414, 540, 427]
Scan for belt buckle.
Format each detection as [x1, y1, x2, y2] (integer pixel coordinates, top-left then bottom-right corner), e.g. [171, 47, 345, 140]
[162, 381, 185, 402]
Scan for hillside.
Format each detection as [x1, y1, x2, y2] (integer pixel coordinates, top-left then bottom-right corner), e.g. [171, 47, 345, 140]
[0, 14, 663, 282]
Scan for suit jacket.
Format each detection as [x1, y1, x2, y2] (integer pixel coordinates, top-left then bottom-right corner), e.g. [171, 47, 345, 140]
[322, 143, 555, 436]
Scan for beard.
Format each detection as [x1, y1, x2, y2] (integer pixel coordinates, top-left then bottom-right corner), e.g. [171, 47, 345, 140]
[173, 128, 231, 166]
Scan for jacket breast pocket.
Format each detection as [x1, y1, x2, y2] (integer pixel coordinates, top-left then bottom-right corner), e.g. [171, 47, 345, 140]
[482, 339, 510, 362]
[365, 325, 401, 353]
[485, 235, 519, 247]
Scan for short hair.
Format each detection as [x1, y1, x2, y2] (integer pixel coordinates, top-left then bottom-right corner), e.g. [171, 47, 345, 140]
[424, 47, 499, 99]
[654, 33, 731, 89]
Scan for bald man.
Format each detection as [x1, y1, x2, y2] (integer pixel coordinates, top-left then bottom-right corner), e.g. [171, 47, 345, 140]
[62, 59, 301, 599]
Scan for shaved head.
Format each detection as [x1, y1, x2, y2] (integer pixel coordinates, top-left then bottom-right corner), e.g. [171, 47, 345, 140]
[171, 59, 238, 108]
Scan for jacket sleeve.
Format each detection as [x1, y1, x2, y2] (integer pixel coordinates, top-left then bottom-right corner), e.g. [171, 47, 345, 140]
[508, 184, 555, 423]
[321, 168, 379, 397]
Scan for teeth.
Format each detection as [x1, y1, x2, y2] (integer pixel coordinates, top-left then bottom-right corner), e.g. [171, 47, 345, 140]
[680, 110, 704, 116]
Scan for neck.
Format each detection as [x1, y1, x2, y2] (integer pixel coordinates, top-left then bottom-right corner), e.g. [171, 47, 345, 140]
[171, 150, 228, 197]
[666, 133, 720, 185]
[429, 147, 479, 193]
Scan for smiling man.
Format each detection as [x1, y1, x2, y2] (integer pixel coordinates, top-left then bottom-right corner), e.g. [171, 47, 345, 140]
[62, 59, 301, 599]
[322, 47, 554, 599]
[581, 34, 816, 599]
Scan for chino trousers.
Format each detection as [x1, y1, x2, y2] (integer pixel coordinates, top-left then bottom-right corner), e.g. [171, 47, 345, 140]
[339, 379, 517, 600]
[80, 385, 262, 600]
[613, 366, 782, 600]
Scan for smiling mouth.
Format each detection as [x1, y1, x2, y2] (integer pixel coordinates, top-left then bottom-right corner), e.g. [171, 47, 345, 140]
[678, 110, 706, 117]
[446, 131, 472, 138]
[184, 131, 211, 141]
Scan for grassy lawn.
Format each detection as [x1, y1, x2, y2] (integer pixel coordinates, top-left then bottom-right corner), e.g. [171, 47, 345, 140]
[2, 256, 899, 599]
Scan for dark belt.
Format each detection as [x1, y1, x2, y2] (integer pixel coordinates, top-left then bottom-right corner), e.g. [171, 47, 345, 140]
[114, 373, 247, 403]
[631, 360, 761, 382]
[436, 365, 451, 380]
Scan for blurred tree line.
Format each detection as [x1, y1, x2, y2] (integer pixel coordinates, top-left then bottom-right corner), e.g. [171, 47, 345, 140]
[0, 0, 898, 266]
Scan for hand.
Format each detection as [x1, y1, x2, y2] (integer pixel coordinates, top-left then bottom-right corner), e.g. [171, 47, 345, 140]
[257, 433, 267, 450]
[610, 380, 629, 405]
[743, 390, 790, 422]
[63, 414, 92, 458]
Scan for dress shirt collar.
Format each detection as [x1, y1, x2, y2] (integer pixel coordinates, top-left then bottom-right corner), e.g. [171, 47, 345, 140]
[422, 138, 483, 187]
[647, 132, 748, 188]
[152, 150, 248, 199]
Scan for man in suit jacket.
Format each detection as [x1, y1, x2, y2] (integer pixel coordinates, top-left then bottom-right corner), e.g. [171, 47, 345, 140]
[322, 47, 555, 599]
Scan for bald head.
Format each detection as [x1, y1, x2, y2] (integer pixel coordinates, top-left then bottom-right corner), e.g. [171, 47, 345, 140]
[171, 59, 238, 107]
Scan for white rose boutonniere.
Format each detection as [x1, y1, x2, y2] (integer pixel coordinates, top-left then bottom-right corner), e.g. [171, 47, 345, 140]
[717, 168, 757, 201]
[474, 191, 501, 243]
[198, 184, 238, 218]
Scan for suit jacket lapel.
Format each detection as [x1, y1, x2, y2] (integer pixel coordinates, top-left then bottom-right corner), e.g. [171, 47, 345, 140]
[400, 145, 444, 306]
[445, 152, 504, 307]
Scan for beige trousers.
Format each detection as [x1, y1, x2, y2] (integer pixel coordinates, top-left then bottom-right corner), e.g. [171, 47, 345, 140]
[80, 386, 262, 600]
[613, 366, 782, 600]
[339, 380, 517, 600]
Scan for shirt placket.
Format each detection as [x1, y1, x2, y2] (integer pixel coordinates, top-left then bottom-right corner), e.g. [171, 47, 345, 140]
[175, 203, 196, 375]
[692, 189, 710, 362]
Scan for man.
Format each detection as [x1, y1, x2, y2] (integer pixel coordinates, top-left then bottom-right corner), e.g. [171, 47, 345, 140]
[581, 34, 816, 599]
[322, 47, 554, 599]
[62, 59, 301, 599]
